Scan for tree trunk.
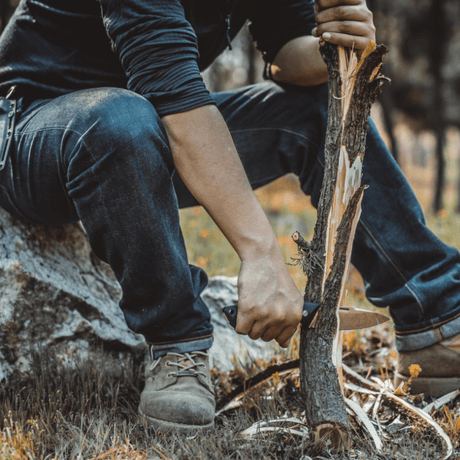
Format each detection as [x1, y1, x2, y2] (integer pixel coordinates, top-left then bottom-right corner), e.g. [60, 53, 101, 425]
[431, 0, 447, 213]
[294, 42, 387, 450]
[433, 126, 446, 213]
[455, 143, 460, 214]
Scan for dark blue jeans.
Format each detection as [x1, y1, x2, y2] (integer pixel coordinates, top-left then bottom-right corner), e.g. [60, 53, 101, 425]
[2, 82, 460, 356]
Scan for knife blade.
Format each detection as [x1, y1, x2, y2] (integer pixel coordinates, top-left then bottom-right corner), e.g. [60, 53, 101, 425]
[222, 302, 389, 331]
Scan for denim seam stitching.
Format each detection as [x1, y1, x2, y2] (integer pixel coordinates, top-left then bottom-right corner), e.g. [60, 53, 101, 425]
[360, 219, 426, 315]
[15, 126, 85, 138]
[395, 310, 460, 335]
[231, 127, 319, 148]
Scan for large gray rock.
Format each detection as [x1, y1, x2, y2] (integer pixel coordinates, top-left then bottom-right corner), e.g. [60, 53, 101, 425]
[0, 210, 146, 381]
[0, 209, 277, 381]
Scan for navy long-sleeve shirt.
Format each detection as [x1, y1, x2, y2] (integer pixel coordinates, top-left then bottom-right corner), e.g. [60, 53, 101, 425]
[0, 0, 316, 117]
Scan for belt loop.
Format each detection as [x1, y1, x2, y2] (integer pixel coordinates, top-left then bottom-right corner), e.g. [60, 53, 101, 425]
[0, 87, 20, 172]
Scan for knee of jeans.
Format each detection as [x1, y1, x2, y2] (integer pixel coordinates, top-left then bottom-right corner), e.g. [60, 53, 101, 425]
[67, 88, 172, 172]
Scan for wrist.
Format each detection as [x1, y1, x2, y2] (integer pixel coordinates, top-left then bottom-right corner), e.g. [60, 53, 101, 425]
[237, 233, 283, 263]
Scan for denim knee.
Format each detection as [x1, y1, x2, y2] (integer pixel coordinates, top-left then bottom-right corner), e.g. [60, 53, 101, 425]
[62, 88, 174, 176]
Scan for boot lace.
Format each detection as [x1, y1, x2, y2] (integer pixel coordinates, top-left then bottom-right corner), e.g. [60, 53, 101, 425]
[149, 350, 208, 378]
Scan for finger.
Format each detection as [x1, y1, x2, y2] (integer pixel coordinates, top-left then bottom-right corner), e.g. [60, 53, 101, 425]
[274, 326, 298, 349]
[317, 5, 370, 24]
[260, 325, 281, 343]
[317, 0, 363, 10]
[316, 21, 371, 39]
[252, 310, 289, 341]
[320, 32, 372, 51]
[235, 310, 255, 336]
[248, 321, 272, 341]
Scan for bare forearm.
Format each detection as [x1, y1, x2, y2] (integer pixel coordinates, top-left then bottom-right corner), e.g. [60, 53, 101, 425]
[162, 104, 280, 261]
[271, 36, 328, 87]
[162, 105, 303, 347]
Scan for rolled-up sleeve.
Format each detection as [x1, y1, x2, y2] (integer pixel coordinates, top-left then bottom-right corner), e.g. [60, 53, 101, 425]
[98, 0, 215, 117]
[249, 0, 317, 64]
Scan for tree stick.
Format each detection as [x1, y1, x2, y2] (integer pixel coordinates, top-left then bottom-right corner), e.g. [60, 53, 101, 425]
[294, 42, 387, 451]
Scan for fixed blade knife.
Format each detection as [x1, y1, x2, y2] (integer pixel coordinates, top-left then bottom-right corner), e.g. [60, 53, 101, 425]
[222, 302, 389, 331]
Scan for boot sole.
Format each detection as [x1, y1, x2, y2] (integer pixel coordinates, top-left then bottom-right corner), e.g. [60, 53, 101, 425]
[138, 407, 215, 434]
[395, 372, 460, 398]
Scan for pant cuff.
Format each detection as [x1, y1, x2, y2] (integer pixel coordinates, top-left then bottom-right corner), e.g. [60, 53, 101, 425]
[148, 336, 214, 359]
[395, 314, 460, 351]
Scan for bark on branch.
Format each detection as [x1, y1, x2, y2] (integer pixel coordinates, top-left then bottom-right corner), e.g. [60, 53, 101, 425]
[294, 41, 388, 451]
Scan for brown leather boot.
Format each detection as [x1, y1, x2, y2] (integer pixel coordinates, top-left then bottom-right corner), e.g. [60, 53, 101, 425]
[395, 333, 460, 397]
[139, 350, 215, 432]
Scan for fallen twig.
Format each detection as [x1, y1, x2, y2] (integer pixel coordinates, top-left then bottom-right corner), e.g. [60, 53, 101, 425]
[216, 360, 300, 415]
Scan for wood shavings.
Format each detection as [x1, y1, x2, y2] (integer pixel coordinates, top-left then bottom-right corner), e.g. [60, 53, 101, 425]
[423, 390, 460, 414]
[344, 382, 379, 396]
[362, 395, 377, 414]
[343, 363, 453, 459]
[240, 417, 309, 439]
[345, 398, 383, 451]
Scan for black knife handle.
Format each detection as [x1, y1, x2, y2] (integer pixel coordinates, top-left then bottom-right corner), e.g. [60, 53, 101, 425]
[222, 301, 320, 330]
[222, 305, 238, 328]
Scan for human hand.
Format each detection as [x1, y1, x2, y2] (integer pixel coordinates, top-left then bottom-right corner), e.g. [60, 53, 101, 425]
[235, 255, 303, 348]
[312, 0, 376, 51]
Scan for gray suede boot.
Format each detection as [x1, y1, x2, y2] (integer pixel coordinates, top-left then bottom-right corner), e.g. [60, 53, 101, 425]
[139, 350, 215, 432]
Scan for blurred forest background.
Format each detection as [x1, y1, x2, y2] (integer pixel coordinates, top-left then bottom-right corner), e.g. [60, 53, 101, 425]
[2, 0, 460, 215]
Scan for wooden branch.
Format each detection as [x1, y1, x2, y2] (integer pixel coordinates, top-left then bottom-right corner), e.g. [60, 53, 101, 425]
[294, 41, 387, 451]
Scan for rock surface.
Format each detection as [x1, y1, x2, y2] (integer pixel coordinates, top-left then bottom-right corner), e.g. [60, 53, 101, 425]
[0, 209, 278, 381]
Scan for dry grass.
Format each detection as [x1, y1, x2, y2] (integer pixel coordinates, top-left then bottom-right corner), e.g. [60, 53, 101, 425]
[0, 338, 458, 459]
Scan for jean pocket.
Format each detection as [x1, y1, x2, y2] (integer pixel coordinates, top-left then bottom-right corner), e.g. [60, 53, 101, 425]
[0, 184, 30, 222]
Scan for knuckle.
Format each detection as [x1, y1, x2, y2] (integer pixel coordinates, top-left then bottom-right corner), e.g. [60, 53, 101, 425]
[276, 312, 286, 323]
[241, 302, 255, 316]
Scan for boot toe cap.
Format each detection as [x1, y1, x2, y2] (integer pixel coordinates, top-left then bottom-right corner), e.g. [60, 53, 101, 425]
[140, 391, 215, 426]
